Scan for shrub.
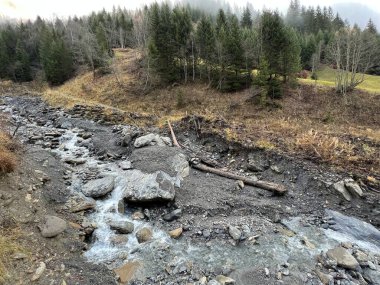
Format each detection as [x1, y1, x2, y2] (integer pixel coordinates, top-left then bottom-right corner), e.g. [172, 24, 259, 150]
[311, 72, 318, 80]
[297, 70, 308, 79]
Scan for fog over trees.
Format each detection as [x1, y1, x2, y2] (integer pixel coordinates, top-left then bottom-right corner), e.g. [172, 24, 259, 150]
[0, 0, 379, 96]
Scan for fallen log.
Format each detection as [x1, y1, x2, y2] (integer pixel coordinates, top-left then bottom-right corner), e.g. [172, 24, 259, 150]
[192, 163, 287, 195]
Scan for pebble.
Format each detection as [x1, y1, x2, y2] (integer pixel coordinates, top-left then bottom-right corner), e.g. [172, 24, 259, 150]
[31, 262, 46, 281]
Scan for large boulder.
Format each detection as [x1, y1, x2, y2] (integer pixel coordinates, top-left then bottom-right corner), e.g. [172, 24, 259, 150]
[39, 215, 67, 238]
[119, 170, 175, 202]
[82, 176, 115, 198]
[130, 146, 189, 180]
[326, 247, 359, 270]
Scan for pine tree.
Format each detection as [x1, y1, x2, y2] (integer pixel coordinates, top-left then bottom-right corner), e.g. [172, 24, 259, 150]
[241, 6, 252, 29]
[14, 40, 32, 82]
[0, 34, 10, 78]
[196, 16, 215, 81]
[366, 19, 378, 34]
[40, 27, 73, 85]
[148, 3, 178, 83]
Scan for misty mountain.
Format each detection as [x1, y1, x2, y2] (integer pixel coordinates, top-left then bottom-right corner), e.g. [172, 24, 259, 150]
[333, 2, 380, 29]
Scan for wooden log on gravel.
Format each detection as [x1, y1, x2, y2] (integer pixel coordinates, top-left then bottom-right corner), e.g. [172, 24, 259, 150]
[192, 163, 287, 195]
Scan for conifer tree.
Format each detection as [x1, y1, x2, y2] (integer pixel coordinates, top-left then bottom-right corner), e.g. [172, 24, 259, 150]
[241, 6, 252, 29]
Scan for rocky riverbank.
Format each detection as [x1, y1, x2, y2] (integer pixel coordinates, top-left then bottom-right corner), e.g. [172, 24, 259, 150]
[0, 94, 379, 285]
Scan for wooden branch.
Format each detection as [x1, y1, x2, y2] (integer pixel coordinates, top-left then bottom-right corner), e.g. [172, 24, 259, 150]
[192, 163, 287, 195]
[168, 120, 181, 148]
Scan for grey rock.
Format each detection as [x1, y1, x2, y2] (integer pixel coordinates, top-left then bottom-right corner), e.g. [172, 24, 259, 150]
[163, 209, 182, 222]
[326, 247, 360, 270]
[134, 133, 168, 148]
[215, 275, 235, 285]
[65, 193, 96, 213]
[332, 181, 352, 201]
[354, 250, 369, 264]
[368, 260, 377, 270]
[64, 157, 86, 165]
[247, 160, 264, 172]
[117, 199, 125, 214]
[208, 280, 221, 285]
[363, 268, 380, 285]
[119, 161, 132, 170]
[31, 262, 46, 281]
[39, 215, 67, 238]
[325, 210, 380, 252]
[344, 179, 363, 198]
[228, 226, 241, 241]
[316, 270, 333, 285]
[136, 227, 153, 243]
[171, 153, 190, 178]
[120, 170, 175, 202]
[82, 176, 115, 198]
[109, 220, 134, 234]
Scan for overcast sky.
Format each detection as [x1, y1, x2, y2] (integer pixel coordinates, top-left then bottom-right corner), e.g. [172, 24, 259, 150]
[1, 0, 380, 20]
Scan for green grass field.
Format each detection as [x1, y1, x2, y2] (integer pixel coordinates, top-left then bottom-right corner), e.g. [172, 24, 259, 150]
[300, 66, 380, 93]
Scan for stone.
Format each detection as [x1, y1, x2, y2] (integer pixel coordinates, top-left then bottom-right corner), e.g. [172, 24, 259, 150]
[12, 252, 28, 260]
[163, 209, 182, 222]
[109, 221, 134, 234]
[134, 133, 163, 148]
[207, 280, 221, 285]
[132, 211, 145, 220]
[368, 261, 377, 270]
[169, 227, 183, 239]
[354, 250, 369, 264]
[301, 236, 315, 249]
[114, 261, 141, 284]
[117, 200, 125, 214]
[228, 226, 241, 241]
[332, 181, 352, 201]
[82, 176, 115, 198]
[316, 270, 333, 285]
[265, 268, 270, 277]
[136, 227, 153, 243]
[171, 153, 190, 178]
[64, 158, 86, 165]
[215, 275, 235, 285]
[237, 180, 244, 189]
[120, 170, 175, 202]
[119, 161, 132, 170]
[39, 215, 67, 238]
[247, 160, 264, 172]
[31, 262, 46, 281]
[344, 179, 363, 198]
[110, 235, 129, 245]
[65, 194, 96, 212]
[326, 247, 360, 270]
[325, 210, 380, 251]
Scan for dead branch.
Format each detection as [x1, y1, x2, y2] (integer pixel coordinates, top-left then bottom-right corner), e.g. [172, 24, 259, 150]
[191, 163, 287, 195]
[168, 120, 181, 148]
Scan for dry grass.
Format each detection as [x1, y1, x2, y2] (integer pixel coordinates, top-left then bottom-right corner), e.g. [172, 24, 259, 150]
[39, 49, 380, 174]
[295, 130, 354, 162]
[0, 230, 26, 284]
[0, 126, 18, 175]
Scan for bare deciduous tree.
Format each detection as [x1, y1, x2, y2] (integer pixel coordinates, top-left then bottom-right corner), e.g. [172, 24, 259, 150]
[329, 26, 377, 95]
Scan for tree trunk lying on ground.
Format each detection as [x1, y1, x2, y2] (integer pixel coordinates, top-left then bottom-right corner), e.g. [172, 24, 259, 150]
[191, 163, 287, 195]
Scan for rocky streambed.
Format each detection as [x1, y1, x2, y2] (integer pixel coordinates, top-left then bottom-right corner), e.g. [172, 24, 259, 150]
[1, 95, 380, 285]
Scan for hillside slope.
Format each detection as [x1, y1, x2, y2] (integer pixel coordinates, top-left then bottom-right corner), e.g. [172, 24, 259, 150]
[41, 49, 380, 175]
